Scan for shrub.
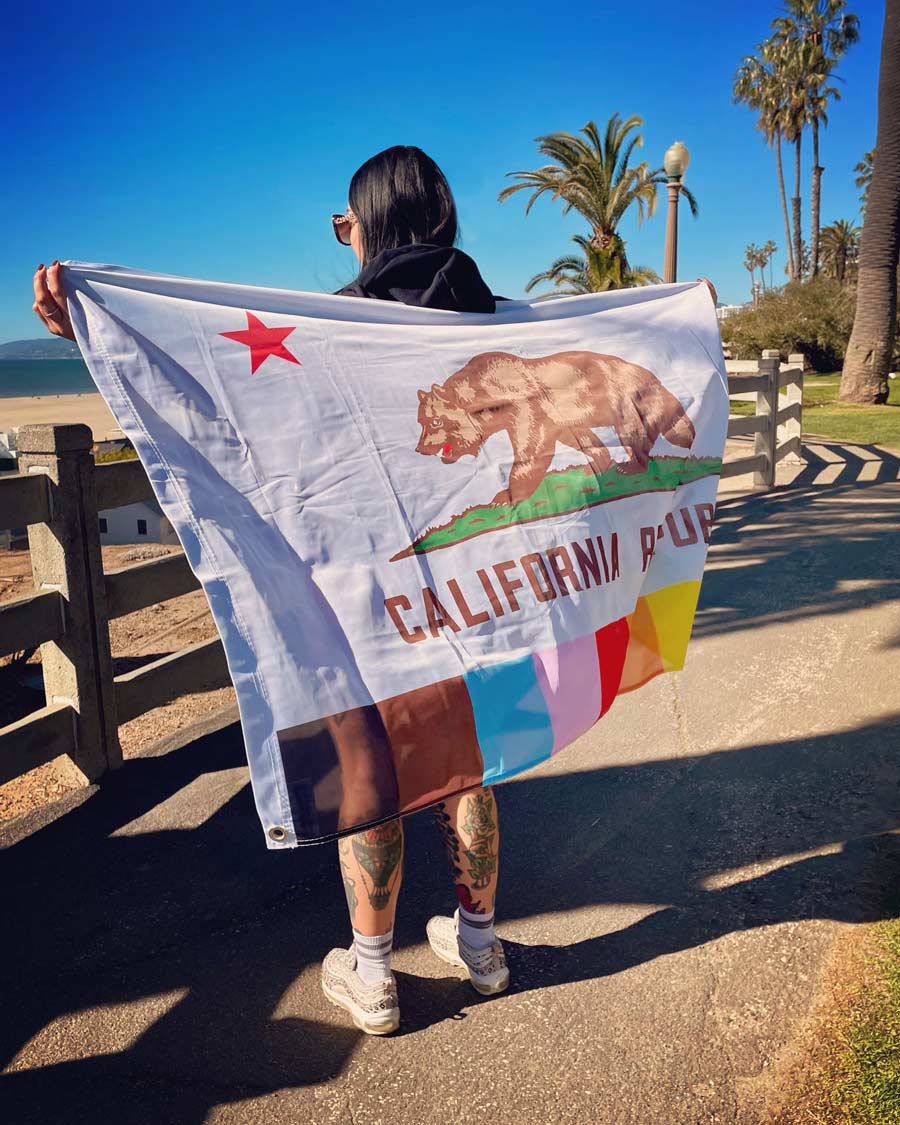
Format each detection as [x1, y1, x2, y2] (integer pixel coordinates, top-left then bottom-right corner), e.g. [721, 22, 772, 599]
[94, 446, 137, 463]
[720, 278, 856, 372]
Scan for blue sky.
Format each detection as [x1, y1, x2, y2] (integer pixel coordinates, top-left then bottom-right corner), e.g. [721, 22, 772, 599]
[2, 0, 883, 342]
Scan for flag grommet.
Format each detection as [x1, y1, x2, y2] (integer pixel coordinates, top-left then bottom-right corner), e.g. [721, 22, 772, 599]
[268, 826, 287, 842]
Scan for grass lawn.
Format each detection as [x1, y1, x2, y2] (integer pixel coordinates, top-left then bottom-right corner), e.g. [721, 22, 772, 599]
[778, 916, 900, 1124]
[729, 373, 900, 448]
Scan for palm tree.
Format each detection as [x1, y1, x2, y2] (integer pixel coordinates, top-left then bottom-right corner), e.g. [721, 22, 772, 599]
[499, 114, 697, 289]
[744, 243, 761, 302]
[854, 148, 875, 210]
[526, 234, 660, 296]
[734, 52, 795, 280]
[800, 58, 842, 275]
[771, 1, 860, 276]
[820, 218, 861, 282]
[768, 35, 811, 280]
[840, 0, 900, 404]
[762, 239, 778, 288]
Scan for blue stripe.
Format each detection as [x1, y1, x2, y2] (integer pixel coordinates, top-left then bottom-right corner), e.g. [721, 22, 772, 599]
[464, 655, 554, 785]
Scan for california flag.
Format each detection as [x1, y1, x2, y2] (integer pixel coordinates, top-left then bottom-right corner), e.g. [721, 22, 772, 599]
[63, 263, 728, 847]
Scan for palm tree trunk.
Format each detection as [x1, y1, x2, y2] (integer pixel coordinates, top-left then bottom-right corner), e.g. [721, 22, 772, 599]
[841, 0, 900, 404]
[792, 133, 803, 280]
[811, 119, 822, 277]
[774, 132, 795, 281]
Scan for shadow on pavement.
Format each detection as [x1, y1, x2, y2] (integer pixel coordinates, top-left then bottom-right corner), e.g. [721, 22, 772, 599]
[1, 446, 899, 1121]
[698, 441, 900, 641]
[2, 706, 899, 1122]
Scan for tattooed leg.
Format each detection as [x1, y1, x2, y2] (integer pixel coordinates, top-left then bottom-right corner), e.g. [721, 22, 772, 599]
[337, 836, 360, 923]
[433, 800, 463, 883]
[338, 819, 404, 936]
[433, 787, 499, 915]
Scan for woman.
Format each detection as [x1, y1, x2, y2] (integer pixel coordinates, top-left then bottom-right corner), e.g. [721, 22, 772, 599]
[33, 147, 718, 1038]
[32, 145, 510, 1039]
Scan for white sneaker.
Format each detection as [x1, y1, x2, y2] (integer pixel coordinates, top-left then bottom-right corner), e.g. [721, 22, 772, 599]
[426, 910, 510, 995]
[321, 947, 400, 1035]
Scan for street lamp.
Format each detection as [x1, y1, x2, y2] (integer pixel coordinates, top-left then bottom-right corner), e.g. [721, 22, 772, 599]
[662, 141, 690, 283]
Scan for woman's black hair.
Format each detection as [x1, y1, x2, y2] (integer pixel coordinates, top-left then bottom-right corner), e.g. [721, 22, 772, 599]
[348, 146, 459, 265]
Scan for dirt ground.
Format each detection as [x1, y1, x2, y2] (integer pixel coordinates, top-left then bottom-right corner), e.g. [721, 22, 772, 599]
[0, 544, 235, 822]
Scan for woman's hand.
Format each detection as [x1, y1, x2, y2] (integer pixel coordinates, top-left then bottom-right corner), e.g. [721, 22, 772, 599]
[33, 262, 76, 341]
[697, 277, 718, 307]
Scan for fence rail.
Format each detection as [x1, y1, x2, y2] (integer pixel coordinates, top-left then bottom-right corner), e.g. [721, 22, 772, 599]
[105, 552, 200, 619]
[721, 351, 804, 484]
[0, 351, 804, 793]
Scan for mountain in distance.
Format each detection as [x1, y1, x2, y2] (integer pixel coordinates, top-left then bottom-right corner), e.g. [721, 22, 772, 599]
[0, 338, 81, 360]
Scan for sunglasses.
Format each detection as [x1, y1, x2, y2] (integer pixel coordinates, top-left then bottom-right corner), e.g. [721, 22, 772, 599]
[331, 211, 356, 246]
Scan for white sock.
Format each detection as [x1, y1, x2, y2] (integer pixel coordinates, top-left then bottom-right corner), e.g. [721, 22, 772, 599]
[353, 928, 393, 983]
[457, 906, 495, 950]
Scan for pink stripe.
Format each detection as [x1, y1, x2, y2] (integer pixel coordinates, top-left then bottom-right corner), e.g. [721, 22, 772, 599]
[533, 635, 603, 754]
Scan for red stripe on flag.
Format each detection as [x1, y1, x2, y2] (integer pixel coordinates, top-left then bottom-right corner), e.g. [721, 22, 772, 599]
[596, 616, 630, 718]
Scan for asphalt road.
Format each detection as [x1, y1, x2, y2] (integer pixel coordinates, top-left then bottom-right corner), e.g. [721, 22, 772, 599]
[2, 439, 899, 1125]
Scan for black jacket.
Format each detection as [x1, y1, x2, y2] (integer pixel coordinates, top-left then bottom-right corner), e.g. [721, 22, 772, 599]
[335, 243, 496, 313]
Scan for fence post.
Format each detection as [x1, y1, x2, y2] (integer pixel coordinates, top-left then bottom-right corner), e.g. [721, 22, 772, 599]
[754, 350, 780, 488]
[17, 423, 121, 781]
[781, 353, 805, 465]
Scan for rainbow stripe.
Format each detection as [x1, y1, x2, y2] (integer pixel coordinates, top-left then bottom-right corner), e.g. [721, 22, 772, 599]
[278, 579, 702, 839]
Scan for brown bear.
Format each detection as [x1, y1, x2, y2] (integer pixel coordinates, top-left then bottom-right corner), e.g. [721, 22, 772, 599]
[415, 350, 695, 505]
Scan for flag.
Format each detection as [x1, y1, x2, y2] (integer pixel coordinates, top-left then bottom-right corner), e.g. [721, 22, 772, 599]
[64, 263, 728, 847]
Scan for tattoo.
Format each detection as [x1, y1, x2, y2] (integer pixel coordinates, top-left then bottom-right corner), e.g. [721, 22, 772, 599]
[351, 821, 403, 911]
[338, 838, 358, 921]
[433, 802, 463, 882]
[461, 792, 497, 891]
[456, 884, 485, 913]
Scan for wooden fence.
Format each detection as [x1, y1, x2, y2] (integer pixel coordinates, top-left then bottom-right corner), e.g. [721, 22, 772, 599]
[0, 351, 803, 792]
[722, 350, 805, 485]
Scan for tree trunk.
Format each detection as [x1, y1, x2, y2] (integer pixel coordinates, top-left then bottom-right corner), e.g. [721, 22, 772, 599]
[840, 0, 900, 404]
[792, 134, 803, 280]
[811, 118, 822, 278]
[774, 132, 795, 281]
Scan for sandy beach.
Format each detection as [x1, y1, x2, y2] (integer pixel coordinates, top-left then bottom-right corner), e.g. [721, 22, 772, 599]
[0, 393, 121, 441]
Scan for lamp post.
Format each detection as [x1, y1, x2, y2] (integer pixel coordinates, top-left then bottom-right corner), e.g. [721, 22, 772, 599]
[662, 141, 690, 283]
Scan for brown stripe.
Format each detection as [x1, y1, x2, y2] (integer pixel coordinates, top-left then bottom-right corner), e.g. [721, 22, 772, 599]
[278, 704, 400, 840]
[377, 676, 484, 811]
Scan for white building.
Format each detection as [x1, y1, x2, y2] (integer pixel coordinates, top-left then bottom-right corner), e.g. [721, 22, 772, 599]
[0, 432, 176, 549]
[0, 431, 23, 548]
[98, 499, 180, 546]
[0, 429, 17, 469]
[716, 304, 749, 321]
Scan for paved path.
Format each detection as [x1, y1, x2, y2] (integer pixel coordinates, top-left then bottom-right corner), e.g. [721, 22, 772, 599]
[2, 440, 899, 1125]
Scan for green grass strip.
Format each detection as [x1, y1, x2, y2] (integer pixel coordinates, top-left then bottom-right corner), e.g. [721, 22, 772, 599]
[784, 917, 900, 1125]
[394, 455, 722, 559]
[837, 918, 900, 1123]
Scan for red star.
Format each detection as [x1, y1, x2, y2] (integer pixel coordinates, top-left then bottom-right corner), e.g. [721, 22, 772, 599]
[220, 312, 301, 374]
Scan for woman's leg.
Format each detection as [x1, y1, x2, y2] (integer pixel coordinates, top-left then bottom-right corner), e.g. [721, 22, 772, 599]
[433, 786, 499, 943]
[337, 819, 404, 981]
[327, 707, 399, 832]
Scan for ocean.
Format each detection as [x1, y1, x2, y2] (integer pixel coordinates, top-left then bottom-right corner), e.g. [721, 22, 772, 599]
[0, 358, 94, 398]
